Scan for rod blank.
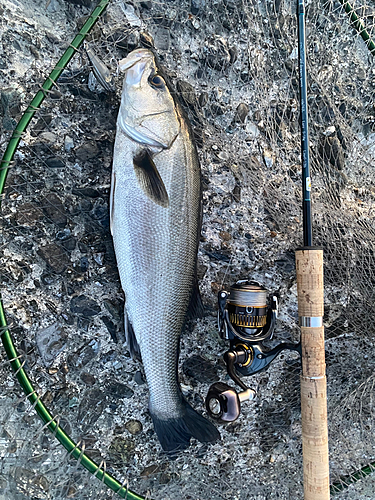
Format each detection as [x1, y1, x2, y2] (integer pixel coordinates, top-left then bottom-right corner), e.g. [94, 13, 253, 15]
[297, 0, 313, 247]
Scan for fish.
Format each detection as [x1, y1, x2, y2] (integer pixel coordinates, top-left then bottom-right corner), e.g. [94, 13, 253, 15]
[110, 48, 220, 453]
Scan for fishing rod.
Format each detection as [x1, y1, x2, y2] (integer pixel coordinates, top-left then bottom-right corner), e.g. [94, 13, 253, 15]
[296, 0, 330, 498]
[205, 1, 330, 498]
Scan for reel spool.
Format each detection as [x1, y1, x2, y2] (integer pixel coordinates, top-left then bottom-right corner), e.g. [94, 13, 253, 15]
[218, 280, 277, 343]
[206, 280, 301, 423]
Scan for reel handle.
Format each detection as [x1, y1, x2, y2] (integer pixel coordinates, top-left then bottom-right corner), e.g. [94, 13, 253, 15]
[205, 382, 256, 423]
[224, 348, 250, 391]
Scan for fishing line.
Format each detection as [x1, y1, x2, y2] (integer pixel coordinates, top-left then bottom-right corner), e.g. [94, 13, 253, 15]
[220, 253, 233, 289]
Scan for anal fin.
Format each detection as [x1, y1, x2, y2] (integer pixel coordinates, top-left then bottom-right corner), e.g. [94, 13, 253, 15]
[124, 307, 141, 360]
[186, 282, 205, 320]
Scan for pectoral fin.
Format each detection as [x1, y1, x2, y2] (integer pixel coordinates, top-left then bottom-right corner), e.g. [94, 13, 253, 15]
[133, 150, 169, 208]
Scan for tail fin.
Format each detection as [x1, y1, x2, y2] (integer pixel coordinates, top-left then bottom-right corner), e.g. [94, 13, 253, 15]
[150, 401, 220, 454]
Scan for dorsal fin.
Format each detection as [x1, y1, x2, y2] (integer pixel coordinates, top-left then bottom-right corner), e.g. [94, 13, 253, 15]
[133, 150, 169, 208]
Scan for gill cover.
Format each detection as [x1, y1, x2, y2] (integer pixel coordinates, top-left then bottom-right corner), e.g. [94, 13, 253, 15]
[117, 49, 180, 150]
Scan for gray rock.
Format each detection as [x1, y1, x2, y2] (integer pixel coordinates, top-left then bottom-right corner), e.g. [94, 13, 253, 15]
[210, 103, 226, 116]
[91, 200, 108, 220]
[126, 31, 140, 49]
[103, 299, 122, 323]
[69, 340, 100, 369]
[80, 372, 96, 386]
[275, 255, 295, 273]
[93, 252, 105, 265]
[72, 186, 101, 198]
[77, 389, 106, 428]
[182, 355, 218, 383]
[319, 134, 345, 170]
[15, 202, 43, 226]
[229, 46, 238, 64]
[191, 0, 205, 15]
[36, 322, 67, 367]
[101, 315, 117, 342]
[198, 92, 209, 108]
[61, 237, 76, 251]
[203, 36, 231, 71]
[56, 228, 71, 240]
[45, 157, 65, 168]
[78, 241, 89, 253]
[75, 141, 99, 162]
[140, 464, 163, 477]
[42, 193, 67, 228]
[2, 115, 16, 130]
[79, 256, 89, 272]
[38, 243, 70, 274]
[197, 263, 208, 279]
[154, 27, 170, 50]
[70, 295, 101, 317]
[125, 419, 143, 435]
[245, 122, 260, 138]
[1, 87, 22, 118]
[232, 184, 241, 201]
[77, 316, 90, 332]
[234, 102, 249, 123]
[41, 273, 55, 286]
[107, 381, 134, 399]
[11, 467, 49, 498]
[30, 114, 53, 136]
[64, 135, 74, 152]
[358, 67, 366, 81]
[176, 80, 197, 108]
[134, 370, 146, 385]
[39, 132, 57, 144]
[108, 436, 135, 465]
[122, 3, 142, 27]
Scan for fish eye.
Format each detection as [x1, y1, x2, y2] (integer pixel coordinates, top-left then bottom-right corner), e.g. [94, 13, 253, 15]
[150, 75, 164, 88]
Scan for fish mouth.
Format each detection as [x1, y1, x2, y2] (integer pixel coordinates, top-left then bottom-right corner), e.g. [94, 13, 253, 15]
[118, 49, 154, 85]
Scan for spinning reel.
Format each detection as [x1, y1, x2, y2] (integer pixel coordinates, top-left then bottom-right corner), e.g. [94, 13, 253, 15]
[206, 280, 301, 423]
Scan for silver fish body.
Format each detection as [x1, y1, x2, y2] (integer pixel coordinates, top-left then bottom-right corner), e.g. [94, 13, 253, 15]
[111, 49, 219, 452]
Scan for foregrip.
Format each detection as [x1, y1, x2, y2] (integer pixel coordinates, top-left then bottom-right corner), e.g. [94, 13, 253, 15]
[295, 248, 330, 500]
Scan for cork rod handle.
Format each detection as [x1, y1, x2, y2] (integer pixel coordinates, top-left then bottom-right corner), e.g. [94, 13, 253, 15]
[295, 249, 330, 500]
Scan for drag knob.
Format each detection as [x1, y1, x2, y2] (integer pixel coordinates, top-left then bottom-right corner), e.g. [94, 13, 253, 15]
[205, 382, 241, 423]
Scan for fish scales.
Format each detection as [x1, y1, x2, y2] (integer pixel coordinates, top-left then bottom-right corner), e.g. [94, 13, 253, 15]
[113, 129, 199, 413]
[111, 48, 219, 452]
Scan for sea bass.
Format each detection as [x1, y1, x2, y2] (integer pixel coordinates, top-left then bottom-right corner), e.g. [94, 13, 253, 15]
[111, 48, 220, 453]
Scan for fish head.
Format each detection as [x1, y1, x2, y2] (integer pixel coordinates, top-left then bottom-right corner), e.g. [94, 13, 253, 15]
[118, 49, 180, 150]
